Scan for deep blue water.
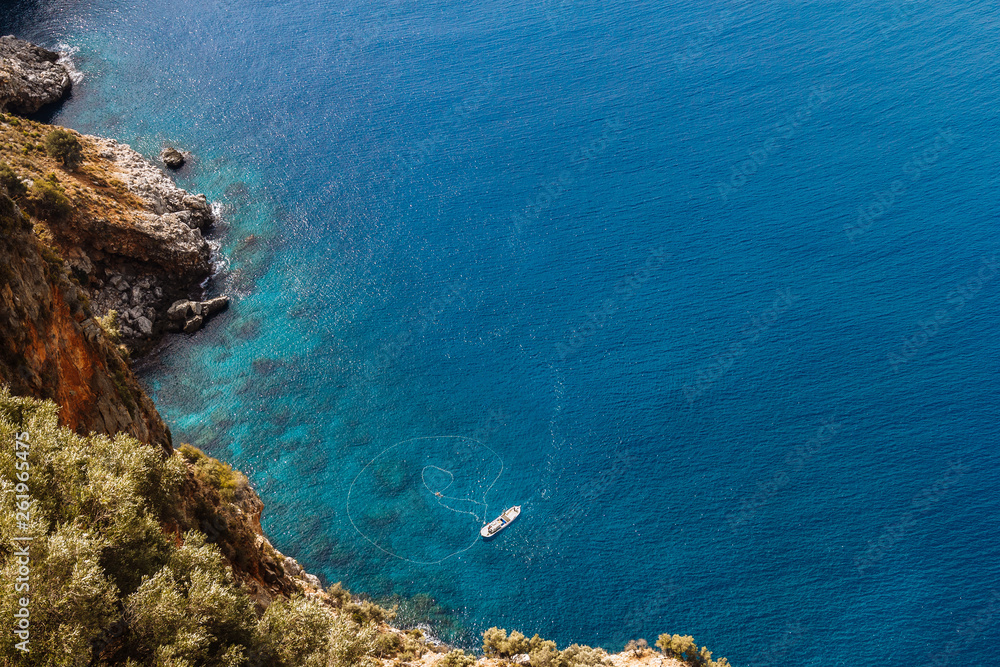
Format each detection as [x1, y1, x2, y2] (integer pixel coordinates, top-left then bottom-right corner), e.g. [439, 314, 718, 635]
[7, 0, 1000, 663]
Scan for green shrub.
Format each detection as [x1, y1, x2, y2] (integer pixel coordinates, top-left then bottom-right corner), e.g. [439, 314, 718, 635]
[655, 634, 729, 667]
[530, 636, 560, 667]
[372, 630, 404, 657]
[254, 595, 337, 667]
[440, 649, 478, 667]
[38, 243, 64, 269]
[0, 193, 30, 235]
[483, 627, 537, 658]
[43, 128, 83, 170]
[329, 619, 379, 667]
[559, 644, 610, 667]
[178, 443, 249, 500]
[127, 531, 257, 665]
[30, 179, 72, 220]
[0, 162, 26, 200]
[343, 597, 394, 625]
[327, 581, 352, 606]
[96, 309, 121, 342]
[483, 626, 512, 656]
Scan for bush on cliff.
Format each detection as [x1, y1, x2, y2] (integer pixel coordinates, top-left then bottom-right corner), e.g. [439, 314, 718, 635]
[656, 633, 730, 667]
[439, 649, 478, 667]
[0, 162, 27, 201]
[29, 178, 71, 220]
[624, 639, 651, 657]
[43, 128, 83, 170]
[127, 530, 257, 665]
[96, 308, 122, 342]
[179, 442, 249, 501]
[483, 628, 607, 667]
[0, 191, 31, 237]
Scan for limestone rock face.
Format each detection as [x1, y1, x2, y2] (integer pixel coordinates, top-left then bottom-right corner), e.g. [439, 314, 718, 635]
[90, 135, 215, 233]
[38, 130, 221, 352]
[0, 35, 72, 114]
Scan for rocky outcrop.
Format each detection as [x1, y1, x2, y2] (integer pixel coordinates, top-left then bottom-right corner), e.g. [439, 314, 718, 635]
[166, 295, 230, 333]
[89, 134, 215, 245]
[161, 146, 186, 169]
[0, 111, 226, 351]
[0, 191, 171, 449]
[50, 132, 218, 351]
[0, 35, 72, 114]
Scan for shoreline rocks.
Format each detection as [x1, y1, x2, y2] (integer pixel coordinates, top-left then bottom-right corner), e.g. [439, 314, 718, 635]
[161, 146, 186, 169]
[166, 296, 230, 333]
[92, 135, 215, 233]
[0, 35, 72, 114]
[65, 134, 224, 350]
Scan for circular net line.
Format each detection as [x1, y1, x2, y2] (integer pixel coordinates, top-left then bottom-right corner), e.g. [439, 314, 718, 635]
[347, 436, 505, 565]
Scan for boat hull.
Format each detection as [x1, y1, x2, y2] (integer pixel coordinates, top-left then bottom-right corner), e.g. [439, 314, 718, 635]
[481, 506, 521, 539]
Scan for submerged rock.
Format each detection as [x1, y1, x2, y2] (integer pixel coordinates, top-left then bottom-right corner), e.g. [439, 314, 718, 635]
[0, 35, 72, 114]
[161, 146, 185, 169]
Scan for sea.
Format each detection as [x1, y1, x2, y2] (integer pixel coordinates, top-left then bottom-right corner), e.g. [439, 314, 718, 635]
[5, 0, 1000, 663]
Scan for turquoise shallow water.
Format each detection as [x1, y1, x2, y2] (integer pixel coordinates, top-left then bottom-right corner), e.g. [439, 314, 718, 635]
[7, 0, 1000, 662]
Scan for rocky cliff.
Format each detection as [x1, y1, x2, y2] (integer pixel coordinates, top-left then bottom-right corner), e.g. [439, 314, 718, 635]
[0, 188, 172, 448]
[0, 35, 335, 617]
[0, 112, 229, 351]
[0, 35, 72, 114]
[0, 183, 328, 614]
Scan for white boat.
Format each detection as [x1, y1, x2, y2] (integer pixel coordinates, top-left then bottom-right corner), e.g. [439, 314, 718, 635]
[481, 506, 521, 539]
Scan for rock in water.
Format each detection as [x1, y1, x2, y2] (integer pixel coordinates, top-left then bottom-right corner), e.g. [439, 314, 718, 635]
[0, 35, 72, 114]
[202, 296, 230, 316]
[167, 295, 230, 333]
[161, 146, 186, 169]
[167, 299, 198, 322]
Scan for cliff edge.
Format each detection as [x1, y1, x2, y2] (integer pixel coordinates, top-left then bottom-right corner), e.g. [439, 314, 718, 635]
[0, 112, 225, 353]
[0, 189, 172, 448]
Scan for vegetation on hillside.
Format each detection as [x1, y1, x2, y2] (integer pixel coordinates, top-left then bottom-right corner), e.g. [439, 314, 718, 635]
[0, 389, 396, 666]
[43, 129, 83, 170]
[29, 175, 72, 220]
[483, 627, 729, 667]
[0, 161, 27, 200]
[655, 634, 730, 667]
[482, 627, 611, 667]
[0, 112, 150, 231]
[178, 443, 249, 502]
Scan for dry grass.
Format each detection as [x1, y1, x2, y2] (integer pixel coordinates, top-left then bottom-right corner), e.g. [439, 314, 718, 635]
[0, 112, 148, 233]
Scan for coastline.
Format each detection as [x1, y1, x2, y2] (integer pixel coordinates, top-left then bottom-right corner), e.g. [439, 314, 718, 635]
[0, 33, 726, 666]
